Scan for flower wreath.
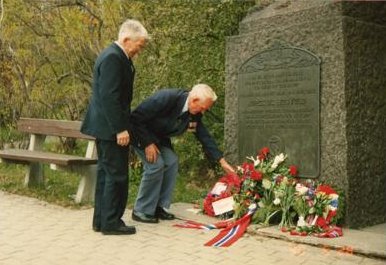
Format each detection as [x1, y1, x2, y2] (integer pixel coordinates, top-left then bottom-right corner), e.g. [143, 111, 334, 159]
[203, 174, 241, 217]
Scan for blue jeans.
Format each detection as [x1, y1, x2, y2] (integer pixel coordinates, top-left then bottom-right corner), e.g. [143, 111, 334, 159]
[133, 146, 179, 215]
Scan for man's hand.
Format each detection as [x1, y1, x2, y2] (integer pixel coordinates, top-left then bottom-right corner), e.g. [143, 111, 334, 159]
[145, 143, 160, 163]
[219, 158, 235, 174]
[116, 130, 130, 146]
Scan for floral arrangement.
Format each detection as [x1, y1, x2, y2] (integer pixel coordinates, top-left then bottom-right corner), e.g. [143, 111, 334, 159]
[290, 182, 342, 236]
[232, 147, 299, 229]
[203, 147, 344, 237]
[203, 174, 240, 217]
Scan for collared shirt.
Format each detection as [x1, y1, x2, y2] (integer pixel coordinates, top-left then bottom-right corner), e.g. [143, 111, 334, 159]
[114, 41, 130, 60]
[181, 98, 188, 114]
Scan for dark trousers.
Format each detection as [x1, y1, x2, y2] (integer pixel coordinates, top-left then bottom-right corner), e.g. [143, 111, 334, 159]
[93, 139, 129, 231]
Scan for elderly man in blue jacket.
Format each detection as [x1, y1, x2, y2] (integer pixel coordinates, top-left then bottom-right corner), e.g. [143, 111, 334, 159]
[130, 84, 235, 223]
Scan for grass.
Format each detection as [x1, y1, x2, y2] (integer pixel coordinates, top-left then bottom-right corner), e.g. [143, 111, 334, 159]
[0, 163, 91, 208]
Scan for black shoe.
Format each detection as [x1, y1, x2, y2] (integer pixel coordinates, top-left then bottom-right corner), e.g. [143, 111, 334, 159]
[101, 225, 136, 235]
[156, 207, 175, 220]
[132, 211, 159, 223]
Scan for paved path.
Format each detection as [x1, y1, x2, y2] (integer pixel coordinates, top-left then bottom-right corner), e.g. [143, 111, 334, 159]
[0, 191, 385, 265]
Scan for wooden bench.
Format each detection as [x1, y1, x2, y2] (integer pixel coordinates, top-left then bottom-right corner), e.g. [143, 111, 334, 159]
[0, 118, 97, 203]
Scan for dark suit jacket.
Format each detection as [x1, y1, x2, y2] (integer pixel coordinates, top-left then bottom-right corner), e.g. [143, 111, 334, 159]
[130, 89, 223, 161]
[81, 43, 134, 140]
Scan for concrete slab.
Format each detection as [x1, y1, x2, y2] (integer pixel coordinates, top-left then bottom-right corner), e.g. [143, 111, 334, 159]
[171, 202, 386, 260]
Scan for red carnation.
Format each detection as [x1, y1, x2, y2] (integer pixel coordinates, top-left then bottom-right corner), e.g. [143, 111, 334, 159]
[219, 173, 241, 192]
[289, 165, 298, 176]
[203, 194, 216, 216]
[258, 147, 270, 160]
[250, 170, 262, 181]
[316, 185, 337, 195]
[242, 162, 254, 172]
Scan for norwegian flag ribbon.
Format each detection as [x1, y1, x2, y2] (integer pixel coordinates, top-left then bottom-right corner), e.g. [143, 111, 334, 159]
[173, 220, 231, 230]
[204, 209, 254, 247]
[174, 205, 257, 247]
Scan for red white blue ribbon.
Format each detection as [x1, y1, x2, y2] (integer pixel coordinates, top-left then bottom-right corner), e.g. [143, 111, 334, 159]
[174, 205, 257, 247]
[204, 206, 256, 247]
[173, 220, 230, 230]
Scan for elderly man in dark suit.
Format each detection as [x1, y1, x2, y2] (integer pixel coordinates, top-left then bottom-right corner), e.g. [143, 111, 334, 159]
[81, 19, 149, 235]
[130, 84, 235, 223]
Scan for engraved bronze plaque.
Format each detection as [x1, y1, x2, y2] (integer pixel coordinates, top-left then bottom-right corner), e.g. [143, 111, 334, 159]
[237, 43, 321, 178]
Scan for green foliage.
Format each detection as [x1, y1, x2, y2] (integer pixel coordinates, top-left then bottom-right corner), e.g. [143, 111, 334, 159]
[0, 0, 256, 203]
[0, 0, 254, 122]
[331, 188, 346, 225]
[0, 127, 28, 149]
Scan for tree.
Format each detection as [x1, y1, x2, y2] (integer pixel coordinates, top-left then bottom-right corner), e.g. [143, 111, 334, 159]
[0, 0, 255, 182]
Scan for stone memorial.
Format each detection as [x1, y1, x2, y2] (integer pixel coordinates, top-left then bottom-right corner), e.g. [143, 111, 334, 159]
[238, 43, 320, 178]
[224, 0, 386, 228]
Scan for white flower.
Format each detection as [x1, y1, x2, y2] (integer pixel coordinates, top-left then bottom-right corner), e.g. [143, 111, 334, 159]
[246, 155, 261, 167]
[248, 203, 257, 210]
[262, 178, 272, 189]
[329, 194, 339, 200]
[297, 216, 307, 227]
[273, 198, 281, 205]
[258, 201, 265, 208]
[271, 153, 287, 169]
[295, 183, 308, 195]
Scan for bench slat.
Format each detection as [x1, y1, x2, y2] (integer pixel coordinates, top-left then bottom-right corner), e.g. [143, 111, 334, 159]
[0, 149, 97, 166]
[17, 118, 94, 140]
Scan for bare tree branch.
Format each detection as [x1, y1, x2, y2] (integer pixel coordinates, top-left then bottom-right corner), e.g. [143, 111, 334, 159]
[0, 0, 4, 31]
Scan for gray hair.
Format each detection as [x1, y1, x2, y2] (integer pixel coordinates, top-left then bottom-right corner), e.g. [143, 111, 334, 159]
[190, 84, 218, 102]
[118, 19, 149, 41]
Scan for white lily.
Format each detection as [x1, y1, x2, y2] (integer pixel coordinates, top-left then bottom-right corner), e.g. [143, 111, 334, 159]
[246, 155, 261, 167]
[271, 153, 287, 169]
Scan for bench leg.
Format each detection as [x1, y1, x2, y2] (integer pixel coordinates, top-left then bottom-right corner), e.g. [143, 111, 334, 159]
[25, 162, 44, 186]
[73, 165, 97, 203]
[24, 134, 46, 186]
